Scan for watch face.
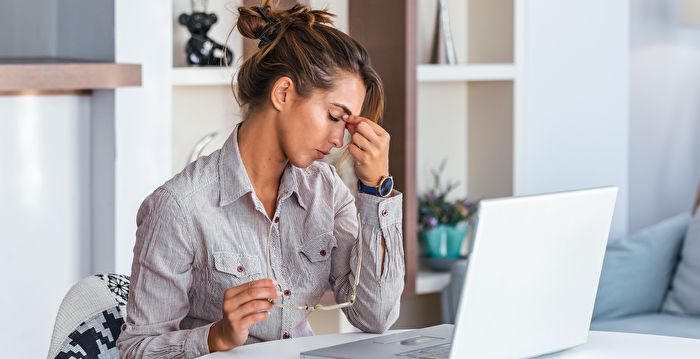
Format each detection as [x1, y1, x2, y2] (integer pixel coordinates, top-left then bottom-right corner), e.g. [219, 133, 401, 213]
[379, 177, 394, 196]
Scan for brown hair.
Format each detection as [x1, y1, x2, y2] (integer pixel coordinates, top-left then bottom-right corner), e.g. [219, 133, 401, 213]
[234, 1, 384, 127]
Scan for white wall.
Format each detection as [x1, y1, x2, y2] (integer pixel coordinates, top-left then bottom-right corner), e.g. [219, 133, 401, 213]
[628, 0, 700, 232]
[514, 0, 630, 238]
[0, 95, 92, 358]
[112, 0, 173, 274]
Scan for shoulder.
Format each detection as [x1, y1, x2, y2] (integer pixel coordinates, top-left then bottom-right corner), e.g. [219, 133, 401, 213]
[141, 149, 222, 216]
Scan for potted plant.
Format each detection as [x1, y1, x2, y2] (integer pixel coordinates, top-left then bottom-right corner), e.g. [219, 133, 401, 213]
[418, 160, 477, 260]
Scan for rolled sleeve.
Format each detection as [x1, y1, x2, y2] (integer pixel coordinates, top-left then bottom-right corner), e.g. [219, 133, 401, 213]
[116, 188, 211, 359]
[328, 166, 405, 333]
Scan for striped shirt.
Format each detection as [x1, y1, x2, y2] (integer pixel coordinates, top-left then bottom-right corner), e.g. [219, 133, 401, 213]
[116, 122, 405, 358]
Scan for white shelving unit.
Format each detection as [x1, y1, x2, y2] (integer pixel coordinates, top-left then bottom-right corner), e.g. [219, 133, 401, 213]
[172, 66, 238, 86]
[416, 0, 516, 202]
[416, 270, 452, 295]
[417, 63, 515, 82]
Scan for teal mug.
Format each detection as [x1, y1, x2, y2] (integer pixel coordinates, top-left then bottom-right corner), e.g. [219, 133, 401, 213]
[419, 223, 469, 259]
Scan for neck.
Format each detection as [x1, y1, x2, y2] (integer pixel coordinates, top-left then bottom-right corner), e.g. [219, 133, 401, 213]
[237, 108, 288, 194]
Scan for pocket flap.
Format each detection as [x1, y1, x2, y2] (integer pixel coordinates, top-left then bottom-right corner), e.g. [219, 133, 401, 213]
[298, 233, 336, 263]
[213, 252, 262, 277]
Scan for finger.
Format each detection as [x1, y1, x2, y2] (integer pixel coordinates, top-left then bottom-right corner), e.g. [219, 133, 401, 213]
[354, 121, 381, 144]
[224, 278, 277, 299]
[347, 143, 365, 164]
[342, 114, 365, 125]
[345, 115, 385, 137]
[351, 132, 373, 152]
[238, 311, 271, 330]
[234, 299, 274, 320]
[230, 299, 274, 322]
[231, 286, 281, 309]
[343, 115, 369, 136]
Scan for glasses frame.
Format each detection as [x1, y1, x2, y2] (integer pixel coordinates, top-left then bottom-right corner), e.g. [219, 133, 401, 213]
[265, 213, 363, 312]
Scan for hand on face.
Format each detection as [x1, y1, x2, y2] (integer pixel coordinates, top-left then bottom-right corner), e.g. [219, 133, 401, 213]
[342, 114, 390, 186]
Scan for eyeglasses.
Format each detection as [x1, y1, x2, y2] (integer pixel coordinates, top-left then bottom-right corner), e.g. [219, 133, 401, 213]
[265, 213, 363, 312]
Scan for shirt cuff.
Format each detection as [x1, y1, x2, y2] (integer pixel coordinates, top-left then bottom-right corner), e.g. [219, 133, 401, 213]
[356, 190, 403, 227]
[185, 322, 213, 358]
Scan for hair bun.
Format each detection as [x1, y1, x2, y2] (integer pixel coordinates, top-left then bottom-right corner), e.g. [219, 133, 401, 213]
[236, 2, 335, 44]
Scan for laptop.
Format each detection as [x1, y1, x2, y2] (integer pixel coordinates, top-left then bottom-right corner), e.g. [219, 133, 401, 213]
[301, 187, 618, 359]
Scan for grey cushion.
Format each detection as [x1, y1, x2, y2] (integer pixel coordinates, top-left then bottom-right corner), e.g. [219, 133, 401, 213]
[664, 211, 700, 315]
[591, 313, 700, 340]
[592, 213, 691, 321]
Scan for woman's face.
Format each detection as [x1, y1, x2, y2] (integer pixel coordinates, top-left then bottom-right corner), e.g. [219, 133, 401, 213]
[278, 72, 366, 168]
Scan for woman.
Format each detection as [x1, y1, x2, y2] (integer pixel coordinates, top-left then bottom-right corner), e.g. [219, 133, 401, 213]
[116, 2, 405, 358]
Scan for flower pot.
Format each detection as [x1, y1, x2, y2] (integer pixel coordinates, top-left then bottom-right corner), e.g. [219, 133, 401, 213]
[419, 222, 469, 259]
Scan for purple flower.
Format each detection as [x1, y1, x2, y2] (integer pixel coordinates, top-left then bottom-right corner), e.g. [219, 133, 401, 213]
[426, 216, 438, 229]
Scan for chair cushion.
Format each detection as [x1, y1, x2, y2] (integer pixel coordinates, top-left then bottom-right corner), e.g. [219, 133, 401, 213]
[591, 313, 700, 339]
[54, 307, 124, 359]
[663, 211, 700, 315]
[592, 213, 691, 321]
[48, 274, 130, 359]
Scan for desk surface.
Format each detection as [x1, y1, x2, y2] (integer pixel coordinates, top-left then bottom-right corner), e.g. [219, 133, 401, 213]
[200, 330, 700, 358]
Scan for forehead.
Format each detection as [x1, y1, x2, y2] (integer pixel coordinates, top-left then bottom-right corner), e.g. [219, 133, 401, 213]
[312, 73, 365, 115]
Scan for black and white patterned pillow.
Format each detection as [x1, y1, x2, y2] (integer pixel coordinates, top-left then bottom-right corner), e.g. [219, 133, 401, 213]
[95, 274, 130, 307]
[52, 274, 131, 359]
[54, 307, 124, 359]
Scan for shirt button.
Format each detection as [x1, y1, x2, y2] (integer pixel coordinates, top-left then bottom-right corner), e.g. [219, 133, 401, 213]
[236, 265, 245, 273]
[282, 331, 291, 339]
[283, 289, 291, 297]
[274, 217, 280, 223]
[381, 209, 389, 217]
[319, 249, 327, 257]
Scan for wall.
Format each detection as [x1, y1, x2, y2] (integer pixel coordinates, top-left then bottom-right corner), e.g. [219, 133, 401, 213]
[628, 0, 700, 232]
[0, 0, 58, 57]
[513, 0, 630, 238]
[0, 95, 92, 358]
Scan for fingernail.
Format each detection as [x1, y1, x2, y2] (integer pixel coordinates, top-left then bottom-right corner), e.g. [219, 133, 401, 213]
[271, 279, 277, 285]
[342, 115, 349, 120]
[277, 291, 283, 297]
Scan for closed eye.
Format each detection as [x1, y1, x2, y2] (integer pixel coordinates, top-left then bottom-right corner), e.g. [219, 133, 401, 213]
[328, 112, 341, 122]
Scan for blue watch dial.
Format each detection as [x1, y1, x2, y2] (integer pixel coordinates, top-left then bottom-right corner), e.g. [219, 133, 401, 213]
[379, 177, 394, 196]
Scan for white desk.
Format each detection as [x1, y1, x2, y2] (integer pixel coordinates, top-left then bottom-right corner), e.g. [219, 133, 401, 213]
[200, 330, 700, 358]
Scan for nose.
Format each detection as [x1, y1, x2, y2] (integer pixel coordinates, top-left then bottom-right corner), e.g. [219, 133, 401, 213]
[330, 125, 345, 148]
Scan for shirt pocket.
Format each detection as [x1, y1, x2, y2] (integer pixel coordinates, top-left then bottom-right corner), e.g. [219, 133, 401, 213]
[214, 252, 262, 282]
[291, 232, 337, 297]
[298, 232, 337, 263]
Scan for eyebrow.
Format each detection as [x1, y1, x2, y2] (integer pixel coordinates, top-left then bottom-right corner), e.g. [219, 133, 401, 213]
[331, 102, 353, 116]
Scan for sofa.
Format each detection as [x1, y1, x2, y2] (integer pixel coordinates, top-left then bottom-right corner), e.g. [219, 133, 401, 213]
[590, 208, 700, 339]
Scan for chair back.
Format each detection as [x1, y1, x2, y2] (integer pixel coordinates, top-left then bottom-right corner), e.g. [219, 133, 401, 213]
[47, 274, 130, 359]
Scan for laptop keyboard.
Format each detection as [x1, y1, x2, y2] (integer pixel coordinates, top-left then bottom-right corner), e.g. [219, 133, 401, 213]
[397, 343, 450, 359]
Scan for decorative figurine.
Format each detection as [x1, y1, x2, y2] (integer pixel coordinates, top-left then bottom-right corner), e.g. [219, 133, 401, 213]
[179, 10, 233, 66]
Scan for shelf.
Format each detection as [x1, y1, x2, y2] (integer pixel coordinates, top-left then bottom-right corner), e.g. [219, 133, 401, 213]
[0, 58, 141, 92]
[172, 66, 237, 86]
[415, 270, 451, 295]
[417, 63, 515, 82]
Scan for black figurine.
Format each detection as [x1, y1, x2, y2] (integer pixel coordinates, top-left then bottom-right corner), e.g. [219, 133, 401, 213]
[179, 12, 234, 66]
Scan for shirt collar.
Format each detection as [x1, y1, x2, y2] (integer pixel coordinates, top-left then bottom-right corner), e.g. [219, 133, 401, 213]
[218, 122, 306, 210]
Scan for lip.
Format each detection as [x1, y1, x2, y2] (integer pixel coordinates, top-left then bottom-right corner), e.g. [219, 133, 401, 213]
[315, 150, 327, 159]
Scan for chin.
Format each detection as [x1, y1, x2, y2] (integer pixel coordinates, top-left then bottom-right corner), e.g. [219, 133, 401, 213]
[289, 156, 315, 169]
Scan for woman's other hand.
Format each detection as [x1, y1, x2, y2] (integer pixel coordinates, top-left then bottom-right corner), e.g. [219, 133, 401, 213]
[208, 278, 280, 352]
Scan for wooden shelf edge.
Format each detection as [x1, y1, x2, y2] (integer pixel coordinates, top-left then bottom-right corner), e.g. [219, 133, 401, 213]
[0, 62, 142, 91]
[417, 63, 515, 82]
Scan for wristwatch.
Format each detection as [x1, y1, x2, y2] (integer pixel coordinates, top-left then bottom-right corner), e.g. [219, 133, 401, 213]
[357, 176, 394, 198]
